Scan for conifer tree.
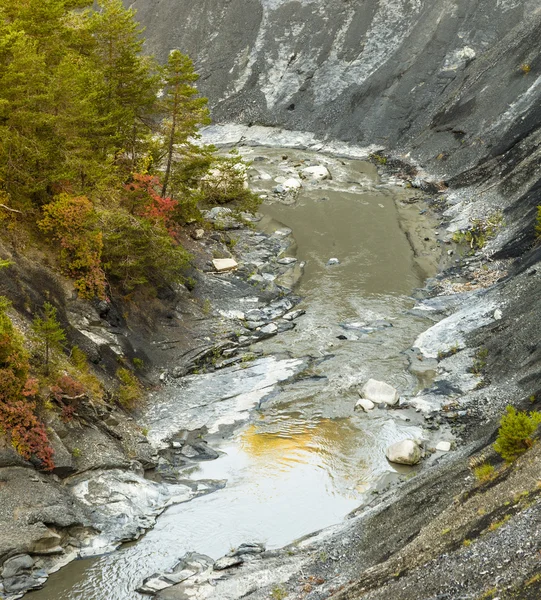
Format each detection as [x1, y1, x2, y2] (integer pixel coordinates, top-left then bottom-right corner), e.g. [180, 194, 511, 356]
[31, 302, 66, 376]
[159, 50, 211, 199]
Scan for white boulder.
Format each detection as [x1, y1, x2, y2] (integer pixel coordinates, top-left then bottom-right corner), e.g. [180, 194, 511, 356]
[386, 439, 422, 465]
[355, 398, 375, 412]
[212, 258, 238, 272]
[282, 178, 302, 191]
[360, 379, 399, 406]
[301, 165, 331, 181]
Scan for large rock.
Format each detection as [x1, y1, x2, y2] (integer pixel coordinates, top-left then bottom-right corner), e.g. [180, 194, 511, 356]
[360, 379, 399, 406]
[281, 178, 302, 191]
[386, 439, 422, 465]
[301, 165, 330, 180]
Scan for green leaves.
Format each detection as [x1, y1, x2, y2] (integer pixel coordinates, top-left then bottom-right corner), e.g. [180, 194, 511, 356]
[494, 406, 541, 462]
[31, 302, 66, 376]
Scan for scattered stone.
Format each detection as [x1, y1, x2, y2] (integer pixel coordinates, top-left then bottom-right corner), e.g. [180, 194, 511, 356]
[386, 439, 422, 465]
[327, 258, 340, 265]
[282, 178, 302, 191]
[212, 258, 238, 272]
[192, 229, 205, 240]
[356, 398, 375, 412]
[283, 309, 305, 321]
[360, 379, 399, 406]
[260, 323, 278, 334]
[436, 441, 452, 452]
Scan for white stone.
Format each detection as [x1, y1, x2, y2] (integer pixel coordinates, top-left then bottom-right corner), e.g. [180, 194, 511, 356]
[274, 176, 286, 184]
[212, 258, 238, 272]
[494, 308, 502, 320]
[327, 257, 340, 265]
[355, 398, 375, 412]
[282, 178, 302, 191]
[360, 379, 399, 406]
[258, 171, 273, 181]
[386, 439, 422, 465]
[301, 165, 331, 181]
[260, 323, 278, 334]
[193, 229, 205, 240]
[436, 441, 451, 452]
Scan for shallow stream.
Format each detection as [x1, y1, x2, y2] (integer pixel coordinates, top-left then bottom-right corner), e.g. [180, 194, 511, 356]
[28, 147, 438, 600]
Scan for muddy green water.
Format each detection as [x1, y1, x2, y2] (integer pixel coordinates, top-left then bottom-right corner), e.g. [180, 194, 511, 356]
[27, 149, 435, 600]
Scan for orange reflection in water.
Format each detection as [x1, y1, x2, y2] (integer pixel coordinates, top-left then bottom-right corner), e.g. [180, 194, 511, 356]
[239, 417, 371, 494]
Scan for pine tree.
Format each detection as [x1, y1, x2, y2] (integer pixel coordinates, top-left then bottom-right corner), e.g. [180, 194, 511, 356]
[31, 302, 66, 376]
[159, 50, 211, 199]
[89, 0, 159, 173]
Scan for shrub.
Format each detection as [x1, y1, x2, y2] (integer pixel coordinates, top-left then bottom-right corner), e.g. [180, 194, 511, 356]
[200, 152, 262, 214]
[99, 210, 191, 290]
[0, 297, 54, 470]
[116, 367, 142, 408]
[473, 462, 496, 483]
[494, 406, 541, 462]
[39, 194, 106, 299]
[452, 213, 504, 250]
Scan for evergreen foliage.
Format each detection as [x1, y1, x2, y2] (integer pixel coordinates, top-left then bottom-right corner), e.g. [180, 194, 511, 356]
[0, 0, 259, 294]
[493, 406, 541, 462]
[31, 302, 66, 376]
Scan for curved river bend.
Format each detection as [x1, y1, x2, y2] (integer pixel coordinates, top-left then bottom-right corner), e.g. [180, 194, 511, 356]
[28, 147, 438, 600]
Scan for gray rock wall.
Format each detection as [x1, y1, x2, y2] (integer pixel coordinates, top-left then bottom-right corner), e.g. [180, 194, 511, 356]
[134, 0, 541, 175]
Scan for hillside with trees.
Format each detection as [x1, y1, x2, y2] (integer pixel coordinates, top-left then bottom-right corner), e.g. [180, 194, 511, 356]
[0, 0, 259, 469]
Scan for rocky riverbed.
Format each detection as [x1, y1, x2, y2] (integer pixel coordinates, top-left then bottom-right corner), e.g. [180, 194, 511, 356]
[20, 138, 464, 600]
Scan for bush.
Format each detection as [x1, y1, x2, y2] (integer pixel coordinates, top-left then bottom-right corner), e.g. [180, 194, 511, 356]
[494, 406, 541, 462]
[200, 152, 261, 214]
[473, 462, 496, 483]
[99, 210, 191, 290]
[39, 194, 106, 299]
[116, 367, 142, 408]
[0, 297, 54, 470]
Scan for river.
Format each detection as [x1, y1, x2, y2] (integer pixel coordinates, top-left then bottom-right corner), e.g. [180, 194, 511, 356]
[27, 146, 439, 600]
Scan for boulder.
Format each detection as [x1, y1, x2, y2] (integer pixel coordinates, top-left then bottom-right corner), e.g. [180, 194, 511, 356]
[282, 178, 302, 191]
[327, 258, 340, 265]
[192, 229, 205, 240]
[386, 439, 422, 465]
[355, 398, 375, 412]
[212, 258, 238, 272]
[277, 256, 297, 265]
[360, 379, 399, 406]
[301, 165, 331, 180]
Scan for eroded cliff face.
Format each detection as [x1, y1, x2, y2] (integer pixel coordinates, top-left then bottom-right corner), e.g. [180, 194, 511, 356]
[135, 0, 540, 168]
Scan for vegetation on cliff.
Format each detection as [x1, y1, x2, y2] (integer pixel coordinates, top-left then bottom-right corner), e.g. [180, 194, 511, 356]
[0, 0, 259, 468]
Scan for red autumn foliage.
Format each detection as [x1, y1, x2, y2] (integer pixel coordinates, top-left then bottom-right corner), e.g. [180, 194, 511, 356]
[51, 374, 85, 400]
[124, 173, 178, 233]
[0, 320, 54, 470]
